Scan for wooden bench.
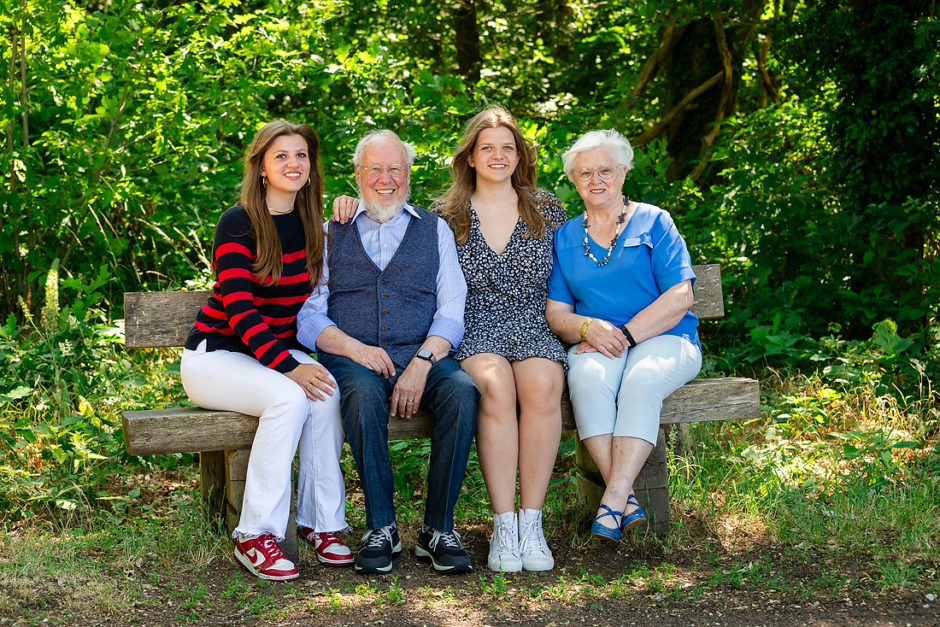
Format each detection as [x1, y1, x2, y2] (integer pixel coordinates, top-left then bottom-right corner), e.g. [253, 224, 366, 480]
[122, 263, 759, 554]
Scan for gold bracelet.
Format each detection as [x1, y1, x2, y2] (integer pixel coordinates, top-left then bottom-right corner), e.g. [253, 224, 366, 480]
[579, 317, 594, 341]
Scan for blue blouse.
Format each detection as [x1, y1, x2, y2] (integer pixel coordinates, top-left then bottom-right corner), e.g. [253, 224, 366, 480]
[547, 202, 700, 349]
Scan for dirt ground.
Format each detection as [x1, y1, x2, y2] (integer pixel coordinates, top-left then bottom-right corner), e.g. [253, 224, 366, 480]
[5, 519, 938, 626]
[3, 471, 938, 626]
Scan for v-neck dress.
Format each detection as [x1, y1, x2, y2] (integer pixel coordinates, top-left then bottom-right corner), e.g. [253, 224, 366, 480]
[452, 189, 568, 364]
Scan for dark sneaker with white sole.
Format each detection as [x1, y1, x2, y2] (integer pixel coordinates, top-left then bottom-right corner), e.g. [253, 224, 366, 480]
[354, 524, 402, 574]
[415, 525, 472, 574]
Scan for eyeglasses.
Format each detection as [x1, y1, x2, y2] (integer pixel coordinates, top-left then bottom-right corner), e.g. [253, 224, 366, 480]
[574, 166, 621, 182]
[360, 165, 407, 180]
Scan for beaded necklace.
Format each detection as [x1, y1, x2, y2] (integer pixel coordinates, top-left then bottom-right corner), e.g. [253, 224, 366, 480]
[582, 201, 628, 267]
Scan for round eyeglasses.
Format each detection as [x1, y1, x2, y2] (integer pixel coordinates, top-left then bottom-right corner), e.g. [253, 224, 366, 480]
[574, 166, 621, 183]
[360, 165, 407, 180]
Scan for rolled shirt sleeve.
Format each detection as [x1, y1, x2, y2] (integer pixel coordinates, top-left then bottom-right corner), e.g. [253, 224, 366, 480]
[428, 218, 466, 348]
[296, 222, 336, 351]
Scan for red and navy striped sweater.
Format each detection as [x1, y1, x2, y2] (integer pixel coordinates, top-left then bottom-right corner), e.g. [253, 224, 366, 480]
[185, 205, 315, 374]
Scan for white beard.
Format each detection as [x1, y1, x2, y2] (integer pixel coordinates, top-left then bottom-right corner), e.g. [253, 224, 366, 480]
[362, 196, 407, 223]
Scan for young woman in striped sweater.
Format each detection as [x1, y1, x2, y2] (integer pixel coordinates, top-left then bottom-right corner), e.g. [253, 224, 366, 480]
[180, 120, 351, 581]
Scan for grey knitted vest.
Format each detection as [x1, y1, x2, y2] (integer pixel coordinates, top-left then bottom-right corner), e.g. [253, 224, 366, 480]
[327, 209, 439, 369]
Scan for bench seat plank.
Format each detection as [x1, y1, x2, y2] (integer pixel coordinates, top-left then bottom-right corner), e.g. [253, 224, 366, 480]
[122, 377, 758, 456]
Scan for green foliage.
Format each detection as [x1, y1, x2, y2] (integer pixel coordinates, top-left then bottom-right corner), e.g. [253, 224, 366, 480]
[1, 0, 937, 536]
[388, 438, 429, 505]
[669, 339, 939, 562]
[779, 1, 940, 337]
[0, 260, 189, 520]
[386, 439, 488, 523]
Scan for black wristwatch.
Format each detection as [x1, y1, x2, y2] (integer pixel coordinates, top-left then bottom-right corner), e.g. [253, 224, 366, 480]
[415, 349, 438, 366]
[620, 324, 637, 348]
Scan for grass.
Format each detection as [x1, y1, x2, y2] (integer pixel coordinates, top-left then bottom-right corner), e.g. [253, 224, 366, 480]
[663, 368, 939, 565]
[1, 346, 938, 622]
[0, 486, 230, 623]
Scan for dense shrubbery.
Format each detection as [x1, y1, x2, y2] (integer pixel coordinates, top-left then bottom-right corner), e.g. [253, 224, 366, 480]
[1, 0, 937, 520]
[0, 262, 193, 518]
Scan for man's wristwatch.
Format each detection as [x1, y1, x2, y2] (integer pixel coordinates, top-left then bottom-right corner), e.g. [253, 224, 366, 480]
[415, 349, 438, 366]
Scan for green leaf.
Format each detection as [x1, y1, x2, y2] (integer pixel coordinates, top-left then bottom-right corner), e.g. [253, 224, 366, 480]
[4, 386, 32, 400]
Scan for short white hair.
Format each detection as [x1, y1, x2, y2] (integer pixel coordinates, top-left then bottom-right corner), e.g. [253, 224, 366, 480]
[562, 129, 634, 182]
[352, 130, 417, 167]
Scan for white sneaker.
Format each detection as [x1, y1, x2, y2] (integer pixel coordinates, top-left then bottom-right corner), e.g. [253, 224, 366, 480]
[487, 512, 522, 572]
[518, 509, 554, 571]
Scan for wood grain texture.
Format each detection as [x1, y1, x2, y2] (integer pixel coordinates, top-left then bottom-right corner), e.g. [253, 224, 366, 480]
[121, 264, 724, 349]
[690, 263, 723, 319]
[120, 262, 745, 540]
[124, 290, 211, 349]
[224, 449, 249, 539]
[122, 377, 759, 455]
[199, 451, 226, 521]
[574, 430, 667, 490]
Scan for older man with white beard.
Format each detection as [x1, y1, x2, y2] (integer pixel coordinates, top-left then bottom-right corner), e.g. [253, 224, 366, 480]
[297, 130, 479, 576]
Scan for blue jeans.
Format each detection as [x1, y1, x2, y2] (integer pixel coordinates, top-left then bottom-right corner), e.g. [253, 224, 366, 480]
[319, 353, 479, 532]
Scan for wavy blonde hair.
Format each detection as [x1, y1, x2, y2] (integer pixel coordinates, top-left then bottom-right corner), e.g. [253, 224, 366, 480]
[437, 106, 548, 245]
[239, 120, 325, 289]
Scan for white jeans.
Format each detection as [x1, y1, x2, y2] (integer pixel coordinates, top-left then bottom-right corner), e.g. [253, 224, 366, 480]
[180, 341, 347, 539]
[567, 335, 702, 445]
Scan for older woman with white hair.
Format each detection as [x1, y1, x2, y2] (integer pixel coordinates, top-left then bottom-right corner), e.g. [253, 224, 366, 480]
[545, 129, 702, 542]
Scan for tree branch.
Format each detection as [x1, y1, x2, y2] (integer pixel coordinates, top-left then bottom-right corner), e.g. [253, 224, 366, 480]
[451, 0, 482, 83]
[625, 22, 689, 109]
[690, 17, 735, 181]
[630, 70, 724, 148]
[757, 33, 777, 105]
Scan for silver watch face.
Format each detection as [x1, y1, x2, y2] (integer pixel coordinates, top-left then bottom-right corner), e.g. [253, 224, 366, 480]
[417, 349, 435, 363]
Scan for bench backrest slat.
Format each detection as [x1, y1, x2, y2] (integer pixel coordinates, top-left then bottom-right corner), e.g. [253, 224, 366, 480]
[124, 263, 723, 349]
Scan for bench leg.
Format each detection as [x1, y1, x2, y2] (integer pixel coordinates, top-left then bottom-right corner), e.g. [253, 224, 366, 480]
[663, 422, 692, 459]
[223, 448, 299, 564]
[574, 428, 670, 537]
[224, 448, 249, 538]
[199, 450, 226, 521]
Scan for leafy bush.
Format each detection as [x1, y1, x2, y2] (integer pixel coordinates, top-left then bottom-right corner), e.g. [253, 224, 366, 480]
[0, 261, 187, 521]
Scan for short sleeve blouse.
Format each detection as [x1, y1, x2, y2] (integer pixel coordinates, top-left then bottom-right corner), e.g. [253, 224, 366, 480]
[547, 201, 700, 348]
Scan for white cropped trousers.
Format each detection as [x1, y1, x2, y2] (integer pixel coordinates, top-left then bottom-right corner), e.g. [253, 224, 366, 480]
[567, 335, 702, 445]
[180, 341, 347, 540]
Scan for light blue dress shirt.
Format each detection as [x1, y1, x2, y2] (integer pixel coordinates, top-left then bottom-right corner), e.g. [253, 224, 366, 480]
[297, 202, 467, 352]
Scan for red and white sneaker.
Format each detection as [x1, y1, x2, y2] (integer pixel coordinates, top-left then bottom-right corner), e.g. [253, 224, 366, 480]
[234, 534, 299, 581]
[299, 526, 354, 566]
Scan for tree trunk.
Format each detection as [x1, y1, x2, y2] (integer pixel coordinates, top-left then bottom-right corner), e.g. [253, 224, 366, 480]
[451, 0, 482, 83]
[661, 4, 763, 182]
[535, 0, 574, 60]
[663, 18, 733, 182]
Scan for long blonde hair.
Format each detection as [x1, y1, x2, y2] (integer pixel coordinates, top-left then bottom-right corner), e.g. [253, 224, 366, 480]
[437, 106, 546, 245]
[239, 120, 325, 289]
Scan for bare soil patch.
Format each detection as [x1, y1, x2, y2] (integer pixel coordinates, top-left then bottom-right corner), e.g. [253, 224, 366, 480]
[5, 523, 938, 626]
[2, 474, 937, 626]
